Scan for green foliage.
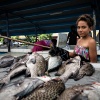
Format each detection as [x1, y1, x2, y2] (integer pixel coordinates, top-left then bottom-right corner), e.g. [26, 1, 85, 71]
[0, 38, 3, 43]
[26, 36, 36, 43]
[38, 34, 52, 40]
[10, 33, 53, 45]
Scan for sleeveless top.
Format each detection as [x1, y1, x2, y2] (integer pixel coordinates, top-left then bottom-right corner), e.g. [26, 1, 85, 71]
[74, 45, 90, 62]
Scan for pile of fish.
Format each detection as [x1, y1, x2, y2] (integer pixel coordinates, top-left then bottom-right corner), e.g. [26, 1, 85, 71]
[48, 46, 95, 83]
[0, 77, 45, 100]
[22, 79, 65, 100]
[0, 53, 47, 85]
[0, 49, 97, 100]
[55, 57, 95, 83]
[57, 82, 100, 100]
[0, 52, 65, 100]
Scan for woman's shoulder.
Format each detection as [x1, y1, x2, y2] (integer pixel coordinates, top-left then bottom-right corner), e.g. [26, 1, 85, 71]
[77, 38, 81, 43]
[88, 37, 96, 44]
[87, 37, 96, 50]
[77, 37, 96, 43]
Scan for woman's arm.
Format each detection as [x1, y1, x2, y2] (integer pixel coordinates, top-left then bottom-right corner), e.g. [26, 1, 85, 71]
[89, 39, 97, 63]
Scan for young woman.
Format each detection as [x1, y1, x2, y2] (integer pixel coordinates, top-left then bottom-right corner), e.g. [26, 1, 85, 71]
[69, 14, 97, 63]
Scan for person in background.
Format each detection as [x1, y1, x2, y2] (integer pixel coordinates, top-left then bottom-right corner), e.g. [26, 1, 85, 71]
[67, 25, 80, 45]
[68, 14, 97, 62]
[3, 38, 8, 45]
[3, 38, 13, 47]
[32, 39, 57, 52]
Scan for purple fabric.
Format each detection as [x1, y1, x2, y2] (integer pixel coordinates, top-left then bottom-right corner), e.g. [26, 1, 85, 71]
[32, 40, 51, 52]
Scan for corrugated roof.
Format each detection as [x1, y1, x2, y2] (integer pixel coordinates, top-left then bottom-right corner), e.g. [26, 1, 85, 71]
[0, 0, 99, 36]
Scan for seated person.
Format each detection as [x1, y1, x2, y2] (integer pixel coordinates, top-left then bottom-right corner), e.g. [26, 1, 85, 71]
[49, 14, 97, 63]
[69, 14, 97, 63]
[32, 39, 57, 52]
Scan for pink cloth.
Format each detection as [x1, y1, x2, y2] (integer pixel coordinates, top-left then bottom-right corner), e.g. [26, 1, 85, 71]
[32, 40, 51, 52]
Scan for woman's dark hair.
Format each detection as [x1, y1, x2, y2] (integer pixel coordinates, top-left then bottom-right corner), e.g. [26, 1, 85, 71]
[76, 14, 94, 28]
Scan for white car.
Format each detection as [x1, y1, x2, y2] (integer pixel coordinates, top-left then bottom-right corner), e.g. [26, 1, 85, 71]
[13, 42, 23, 45]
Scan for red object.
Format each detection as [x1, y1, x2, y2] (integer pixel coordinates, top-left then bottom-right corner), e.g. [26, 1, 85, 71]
[32, 40, 50, 52]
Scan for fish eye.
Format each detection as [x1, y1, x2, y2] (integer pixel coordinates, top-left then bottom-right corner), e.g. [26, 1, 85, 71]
[31, 59, 36, 64]
[1, 61, 4, 64]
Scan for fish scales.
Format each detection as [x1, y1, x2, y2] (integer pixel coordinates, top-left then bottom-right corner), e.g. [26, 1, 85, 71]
[26, 53, 47, 77]
[22, 80, 65, 100]
[74, 62, 95, 80]
[57, 84, 92, 100]
[59, 56, 81, 83]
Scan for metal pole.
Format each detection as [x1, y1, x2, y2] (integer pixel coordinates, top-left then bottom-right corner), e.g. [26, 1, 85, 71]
[93, 9, 96, 40]
[95, 0, 100, 47]
[98, 29, 100, 49]
[6, 12, 11, 52]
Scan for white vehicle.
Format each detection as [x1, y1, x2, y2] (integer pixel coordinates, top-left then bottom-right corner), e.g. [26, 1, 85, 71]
[13, 42, 23, 45]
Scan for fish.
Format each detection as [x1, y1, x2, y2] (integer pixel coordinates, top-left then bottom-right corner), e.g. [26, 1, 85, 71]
[16, 54, 29, 61]
[0, 55, 15, 68]
[10, 54, 30, 71]
[58, 82, 100, 100]
[0, 64, 27, 84]
[21, 79, 65, 100]
[57, 84, 92, 100]
[80, 83, 100, 100]
[26, 52, 47, 78]
[59, 56, 81, 83]
[0, 54, 29, 84]
[0, 55, 29, 83]
[0, 77, 47, 100]
[15, 76, 56, 100]
[48, 56, 62, 72]
[74, 62, 95, 81]
[55, 61, 68, 76]
[62, 83, 100, 100]
[49, 46, 70, 61]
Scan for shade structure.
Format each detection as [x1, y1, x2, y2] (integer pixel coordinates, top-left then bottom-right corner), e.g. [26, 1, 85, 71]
[0, 0, 99, 36]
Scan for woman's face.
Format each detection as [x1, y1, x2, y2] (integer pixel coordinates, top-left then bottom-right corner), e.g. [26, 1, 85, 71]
[77, 21, 92, 38]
